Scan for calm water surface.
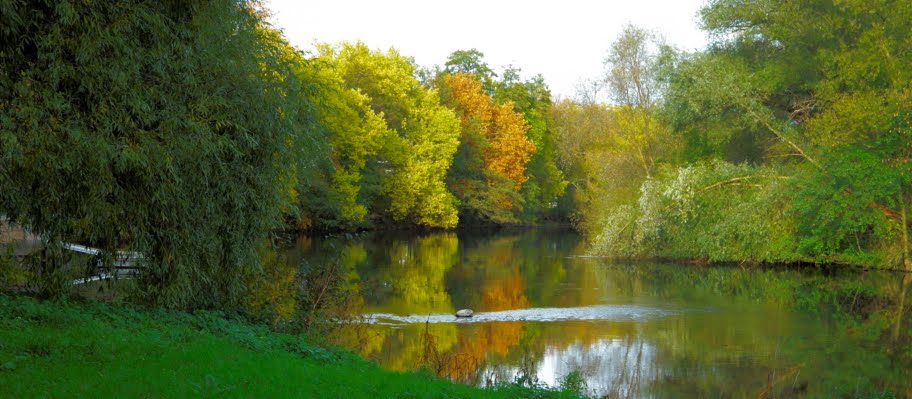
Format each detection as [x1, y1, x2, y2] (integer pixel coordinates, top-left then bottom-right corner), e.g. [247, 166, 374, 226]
[281, 229, 911, 398]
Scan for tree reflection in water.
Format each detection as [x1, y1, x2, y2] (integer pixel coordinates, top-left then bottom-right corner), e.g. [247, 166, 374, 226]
[270, 229, 911, 398]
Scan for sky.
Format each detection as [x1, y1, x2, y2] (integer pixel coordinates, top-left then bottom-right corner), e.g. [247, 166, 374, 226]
[265, 0, 709, 99]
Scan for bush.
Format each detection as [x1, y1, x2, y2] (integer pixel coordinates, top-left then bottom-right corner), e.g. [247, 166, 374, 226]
[591, 160, 801, 263]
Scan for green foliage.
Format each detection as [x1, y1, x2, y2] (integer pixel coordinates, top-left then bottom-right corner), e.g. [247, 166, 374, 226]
[586, 0, 912, 268]
[592, 160, 800, 263]
[292, 57, 388, 230]
[793, 141, 910, 263]
[558, 370, 588, 396]
[551, 100, 619, 232]
[444, 49, 497, 94]
[553, 27, 680, 235]
[659, 51, 781, 162]
[384, 89, 461, 228]
[551, 100, 676, 234]
[0, 1, 315, 307]
[494, 69, 568, 222]
[0, 248, 29, 288]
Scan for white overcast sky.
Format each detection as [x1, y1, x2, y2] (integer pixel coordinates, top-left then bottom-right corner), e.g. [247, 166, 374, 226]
[264, 0, 709, 99]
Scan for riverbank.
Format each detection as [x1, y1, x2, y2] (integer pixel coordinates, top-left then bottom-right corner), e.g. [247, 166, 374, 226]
[0, 294, 582, 398]
[576, 253, 912, 273]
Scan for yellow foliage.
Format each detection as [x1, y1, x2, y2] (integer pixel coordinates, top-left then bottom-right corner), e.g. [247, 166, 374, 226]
[489, 102, 535, 188]
[319, 42, 461, 228]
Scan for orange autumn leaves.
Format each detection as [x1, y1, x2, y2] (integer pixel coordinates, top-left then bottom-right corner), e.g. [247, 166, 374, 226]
[441, 74, 535, 206]
[487, 107, 534, 187]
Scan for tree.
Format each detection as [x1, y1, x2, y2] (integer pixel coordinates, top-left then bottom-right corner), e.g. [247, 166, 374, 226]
[551, 100, 643, 233]
[552, 27, 678, 234]
[293, 56, 389, 230]
[444, 49, 497, 95]
[320, 42, 461, 228]
[438, 73, 535, 224]
[494, 68, 568, 221]
[0, 0, 314, 307]
[603, 25, 670, 178]
[603, 0, 912, 267]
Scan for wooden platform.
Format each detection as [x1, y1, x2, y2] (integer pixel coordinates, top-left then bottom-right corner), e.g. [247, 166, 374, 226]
[2, 218, 144, 285]
[66, 243, 143, 285]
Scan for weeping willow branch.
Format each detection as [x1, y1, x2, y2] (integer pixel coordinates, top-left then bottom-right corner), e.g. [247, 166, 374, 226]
[700, 175, 791, 192]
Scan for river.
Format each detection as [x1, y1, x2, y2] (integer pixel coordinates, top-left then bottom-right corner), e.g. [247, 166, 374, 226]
[272, 228, 911, 398]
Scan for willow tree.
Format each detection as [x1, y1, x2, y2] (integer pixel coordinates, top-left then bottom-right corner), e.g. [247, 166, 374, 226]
[587, 0, 912, 267]
[0, 0, 314, 308]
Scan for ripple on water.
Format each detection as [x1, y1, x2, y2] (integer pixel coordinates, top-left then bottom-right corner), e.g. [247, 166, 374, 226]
[361, 304, 692, 325]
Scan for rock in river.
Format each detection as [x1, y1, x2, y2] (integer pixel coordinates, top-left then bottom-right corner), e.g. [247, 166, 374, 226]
[455, 309, 473, 318]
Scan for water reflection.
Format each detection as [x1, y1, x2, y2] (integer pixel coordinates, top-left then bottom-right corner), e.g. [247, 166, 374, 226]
[272, 229, 912, 398]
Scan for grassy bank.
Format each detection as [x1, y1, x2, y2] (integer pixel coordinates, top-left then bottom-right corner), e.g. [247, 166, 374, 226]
[0, 295, 580, 398]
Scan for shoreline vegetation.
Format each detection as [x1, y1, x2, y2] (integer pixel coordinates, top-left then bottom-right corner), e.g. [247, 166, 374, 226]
[4, 243, 909, 398]
[1, 0, 911, 396]
[2, 0, 912, 306]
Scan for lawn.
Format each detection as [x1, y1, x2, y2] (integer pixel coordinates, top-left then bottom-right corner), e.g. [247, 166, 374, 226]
[0, 295, 580, 398]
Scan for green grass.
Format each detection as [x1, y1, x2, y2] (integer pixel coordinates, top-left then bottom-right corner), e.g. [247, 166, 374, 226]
[0, 295, 581, 398]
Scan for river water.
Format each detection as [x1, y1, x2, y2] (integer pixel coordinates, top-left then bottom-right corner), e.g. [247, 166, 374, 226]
[278, 228, 911, 398]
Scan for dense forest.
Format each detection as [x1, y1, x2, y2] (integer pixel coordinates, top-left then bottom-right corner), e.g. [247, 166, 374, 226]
[1, 0, 911, 309]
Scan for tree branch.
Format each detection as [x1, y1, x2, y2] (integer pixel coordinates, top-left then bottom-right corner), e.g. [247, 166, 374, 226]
[700, 175, 791, 192]
[745, 108, 820, 168]
[869, 202, 904, 222]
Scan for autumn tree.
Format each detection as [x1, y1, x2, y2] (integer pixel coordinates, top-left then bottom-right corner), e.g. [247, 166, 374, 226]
[438, 73, 535, 224]
[443, 52, 566, 224]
